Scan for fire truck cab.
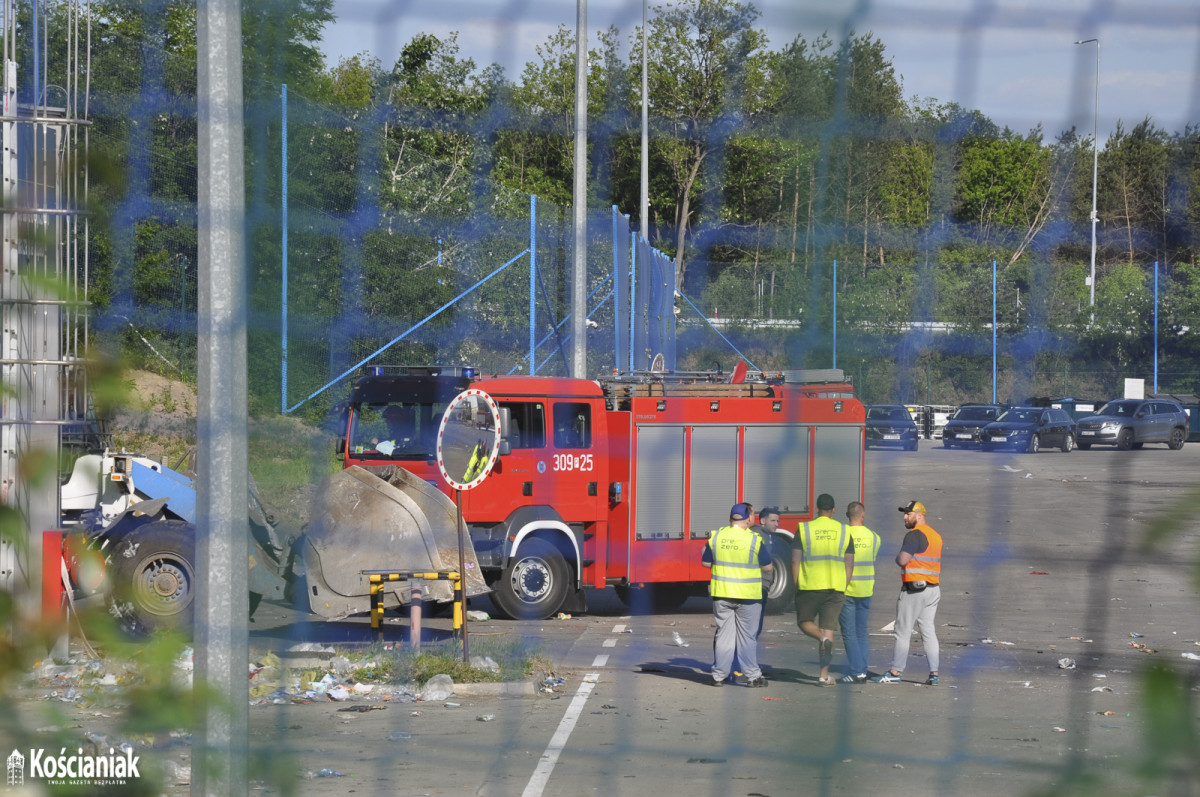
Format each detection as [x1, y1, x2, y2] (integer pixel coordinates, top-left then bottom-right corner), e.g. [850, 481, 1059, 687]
[336, 366, 866, 619]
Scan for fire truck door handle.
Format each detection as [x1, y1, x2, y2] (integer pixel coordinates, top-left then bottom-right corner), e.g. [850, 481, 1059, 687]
[522, 482, 533, 496]
[588, 482, 597, 496]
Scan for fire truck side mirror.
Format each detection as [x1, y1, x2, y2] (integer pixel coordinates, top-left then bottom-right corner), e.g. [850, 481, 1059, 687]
[498, 439, 511, 456]
[335, 438, 345, 459]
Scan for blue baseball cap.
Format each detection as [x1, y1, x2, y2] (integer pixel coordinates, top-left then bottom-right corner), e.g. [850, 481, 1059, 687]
[730, 503, 751, 520]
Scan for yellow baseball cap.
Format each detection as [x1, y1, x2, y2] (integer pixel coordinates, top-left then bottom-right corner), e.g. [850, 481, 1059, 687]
[898, 500, 926, 514]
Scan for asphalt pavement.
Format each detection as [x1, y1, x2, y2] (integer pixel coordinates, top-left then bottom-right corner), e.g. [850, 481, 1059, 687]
[243, 441, 1200, 796]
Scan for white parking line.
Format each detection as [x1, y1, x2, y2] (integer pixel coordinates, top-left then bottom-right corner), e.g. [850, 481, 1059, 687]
[592, 654, 609, 667]
[521, 672, 599, 797]
[612, 623, 626, 633]
[602, 638, 617, 648]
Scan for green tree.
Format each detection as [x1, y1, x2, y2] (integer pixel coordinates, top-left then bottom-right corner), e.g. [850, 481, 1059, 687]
[643, 0, 770, 292]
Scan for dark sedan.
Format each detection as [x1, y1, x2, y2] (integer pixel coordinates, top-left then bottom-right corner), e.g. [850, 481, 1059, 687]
[941, 404, 1005, 448]
[865, 404, 920, 451]
[980, 407, 1077, 453]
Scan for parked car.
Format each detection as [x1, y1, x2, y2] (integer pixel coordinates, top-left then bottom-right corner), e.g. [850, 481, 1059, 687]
[941, 404, 1005, 448]
[865, 404, 920, 451]
[980, 406, 1076, 453]
[1073, 398, 1189, 450]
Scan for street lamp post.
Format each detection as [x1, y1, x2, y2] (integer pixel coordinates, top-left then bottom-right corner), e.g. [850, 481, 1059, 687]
[1075, 38, 1099, 308]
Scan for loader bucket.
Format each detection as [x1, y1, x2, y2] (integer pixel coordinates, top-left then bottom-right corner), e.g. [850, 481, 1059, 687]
[301, 465, 489, 620]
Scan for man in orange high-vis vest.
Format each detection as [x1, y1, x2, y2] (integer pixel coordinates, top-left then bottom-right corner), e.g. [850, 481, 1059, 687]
[872, 500, 942, 686]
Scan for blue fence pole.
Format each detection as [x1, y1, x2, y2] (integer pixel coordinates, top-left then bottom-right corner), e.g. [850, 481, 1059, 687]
[280, 83, 288, 413]
[629, 238, 637, 371]
[832, 259, 837, 369]
[612, 207, 622, 372]
[530, 194, 537, 374]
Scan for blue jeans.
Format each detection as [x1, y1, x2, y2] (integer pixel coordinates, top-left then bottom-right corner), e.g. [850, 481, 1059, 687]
[838, 595, 872, 676]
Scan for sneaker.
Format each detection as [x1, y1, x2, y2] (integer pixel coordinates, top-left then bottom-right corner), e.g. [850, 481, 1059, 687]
[746, 676, 768, 688]
[819, 638, 834, 667]
[871, 671, 902, 683]
[817, 676, 835, 687]
[710, 678, 725, 687]
[925, 673, 939, 686]
[840, 673, 867, 684]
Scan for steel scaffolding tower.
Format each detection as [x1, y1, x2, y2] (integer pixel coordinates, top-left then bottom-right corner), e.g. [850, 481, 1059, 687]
[0, 0, 90, 628]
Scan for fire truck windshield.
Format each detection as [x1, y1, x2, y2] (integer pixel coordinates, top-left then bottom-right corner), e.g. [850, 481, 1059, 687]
[349, 402, 441, 459]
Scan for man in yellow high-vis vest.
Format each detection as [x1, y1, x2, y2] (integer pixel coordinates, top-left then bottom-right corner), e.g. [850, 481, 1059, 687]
[702, 503, 774, 687]
[792, 493, 854, 687]
[838, 501, 880, 683]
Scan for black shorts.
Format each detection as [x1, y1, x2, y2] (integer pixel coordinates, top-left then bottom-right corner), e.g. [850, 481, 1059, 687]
[795, 589, 846, 630]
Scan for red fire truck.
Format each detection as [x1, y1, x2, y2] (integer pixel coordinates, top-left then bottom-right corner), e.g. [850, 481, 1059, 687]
[330, 365, 866, 619]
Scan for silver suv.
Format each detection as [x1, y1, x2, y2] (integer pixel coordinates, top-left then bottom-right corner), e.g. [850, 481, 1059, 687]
[1074, 399, 1189, 450]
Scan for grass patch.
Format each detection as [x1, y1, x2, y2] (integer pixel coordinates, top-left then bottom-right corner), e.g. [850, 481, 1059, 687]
[342, 637, 555, 685]
[110, 430, 195, 469]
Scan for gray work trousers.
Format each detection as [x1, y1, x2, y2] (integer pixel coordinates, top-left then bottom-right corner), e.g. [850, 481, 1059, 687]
[889, 585, 941, 674]
[711, 597, 763, 682]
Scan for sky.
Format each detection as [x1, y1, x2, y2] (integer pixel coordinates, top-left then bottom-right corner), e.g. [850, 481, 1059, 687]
[318, 0, 1200, 142]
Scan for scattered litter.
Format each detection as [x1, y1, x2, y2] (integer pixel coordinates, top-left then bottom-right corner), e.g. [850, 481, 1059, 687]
[1052, 727, 1067, 733]
[1030, 571, 1049, 575]
[466, 610, 490, 622]
[410, 711, 421, 717]
[1024, 473, 1033, 479]
[880, 621, 896, 633]
[288, 642, 335, 655]
[555, 612, 572, 620]
[1181, 652, 1200, 661]
[1022, 682, 1032, 688]
[761, 696, 781, 701]
[892, 763, 904, 769]
[444, 702, 460, 708]
[981, 638, 993, 644]
[1097, 711, 1115, 716]
[1130, 642, 1156, 653]
[1129, 632, 1144, 638]
[337, 705, 385, 713]
[671, 631, 690, 648]
[601, 704, 617, 709]
[327, 686, 350, 701]
[388, 731, 412, 741]
[477, 714, 495, 722]
[686, 758, 727, 764]
[1091, 686, 1113, 693]
[470, 655, 500, 673]
[315, 768, 343, 778]
[164, 760, 190, 785]
[1068, 637, 1093, 642]
[998, 641, 1015, 646]
[1057, 658, 1076, 669]
[1093, 674, 1106, 679]
[421, 674, 455, 701]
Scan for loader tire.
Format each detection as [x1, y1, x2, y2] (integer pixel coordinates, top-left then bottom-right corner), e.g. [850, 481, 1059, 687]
[491, 540, 569, 620]
[107, 520, 196, 636]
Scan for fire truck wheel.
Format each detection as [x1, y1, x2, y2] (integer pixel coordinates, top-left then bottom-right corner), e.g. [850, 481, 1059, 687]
[107, 520, 196, 636]
[763, 543, 796, 614]
[491, 540, 569, 620]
